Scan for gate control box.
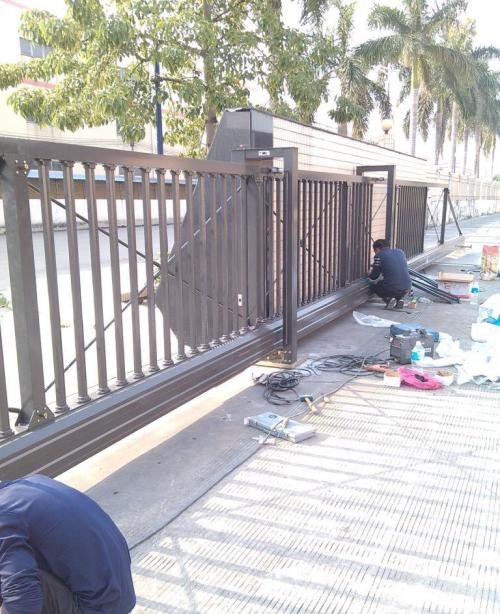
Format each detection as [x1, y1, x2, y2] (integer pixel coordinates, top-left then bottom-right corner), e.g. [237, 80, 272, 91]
[390, 330, 435, 365]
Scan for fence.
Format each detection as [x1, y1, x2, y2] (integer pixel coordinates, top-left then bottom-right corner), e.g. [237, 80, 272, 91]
[0, 138, 458, 477]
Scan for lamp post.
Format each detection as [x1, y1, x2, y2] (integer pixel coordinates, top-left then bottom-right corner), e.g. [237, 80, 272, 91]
[381, 117, 393, 135]
[381, 117, 394, 148]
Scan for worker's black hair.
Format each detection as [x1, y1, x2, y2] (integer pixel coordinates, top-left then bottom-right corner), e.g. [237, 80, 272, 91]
[373, 239, 389, 250]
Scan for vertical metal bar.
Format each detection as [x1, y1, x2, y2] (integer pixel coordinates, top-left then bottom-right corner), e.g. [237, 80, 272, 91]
[62, 161, 90, 401]
[38, 160, 68, 413]
[104, 165, 127, 384]
[440, 187, 449, 245]
[140, 168, 158, 372]
[210, 173, 221, 343]
[221, 175, 230, 340]
[282, 149, 299, 364]
[156, 169, 173, 366]
[172, 170, 187, 358]
[254, 175, 269, 322]
[185, 172, 198, 355]
[276, 178, 282, 315]
[318, 181, 324, 296]
[197, 173, 210, 348]
[339, 182, 349, 287]
[367, 184, 373, 271]
[323, 181, 329, 294]
[0, 325, 14, 438]
[420, 187, 428, 253]
[307, 180, 313, 302]
[230, 175, 239, 337]
[124, 167, 144, 379]
[239, 176, 249, 334]
[328, 181, 335, 292]
[1, 155, 47, 420]
[312, 180, 318, 300]
[266, 177, 275, 317]
[301, 179, 307, 303]
[386, 166, 395, 245]
[84, 162, 109, 394]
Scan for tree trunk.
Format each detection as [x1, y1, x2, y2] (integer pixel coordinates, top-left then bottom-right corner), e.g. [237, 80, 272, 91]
[338, 122, 348, 136]
[434, 101, 443, 166]
[202, 0, 217, 150]
[409, 73, 419, 156]
[474, 125, 482, 177]
[491, 140, 496, 178]
[462, 129, 469, 175]
[449, 102, 459, 173]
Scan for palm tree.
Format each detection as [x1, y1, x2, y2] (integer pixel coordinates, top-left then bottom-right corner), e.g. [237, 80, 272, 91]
[328, 0, 391, 138]
[356, 0, 476, 156]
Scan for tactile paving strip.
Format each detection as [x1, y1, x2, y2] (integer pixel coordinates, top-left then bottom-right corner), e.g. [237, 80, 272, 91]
[132, 379, 500, 613]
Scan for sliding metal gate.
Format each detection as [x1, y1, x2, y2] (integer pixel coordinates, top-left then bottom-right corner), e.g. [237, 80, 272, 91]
[0, 139, 453, 478]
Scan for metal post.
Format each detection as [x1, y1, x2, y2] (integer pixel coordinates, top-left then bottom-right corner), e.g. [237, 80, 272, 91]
[1, 154, 51, 427]
[0, 325, 14, 439]
[386, 165, 395, 245]
[440, 187, 449, 244]
[282, 149, 299, 364]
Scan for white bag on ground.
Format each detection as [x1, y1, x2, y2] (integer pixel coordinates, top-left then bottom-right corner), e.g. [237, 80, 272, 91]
[352, 311, 400, 328]
[477, 293, 500, 324]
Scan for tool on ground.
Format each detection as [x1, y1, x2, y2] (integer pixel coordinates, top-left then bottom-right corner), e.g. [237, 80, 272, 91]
[244, 412, 316, 443]
[408, 269, 460, 304]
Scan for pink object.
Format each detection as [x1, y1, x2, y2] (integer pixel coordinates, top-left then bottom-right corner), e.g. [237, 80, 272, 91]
[399, 367, 443, 390]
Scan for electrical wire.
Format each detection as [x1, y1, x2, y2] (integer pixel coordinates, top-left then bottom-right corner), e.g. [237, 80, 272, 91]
[309, 350, 389, 377]
[253, 368, 313, 406]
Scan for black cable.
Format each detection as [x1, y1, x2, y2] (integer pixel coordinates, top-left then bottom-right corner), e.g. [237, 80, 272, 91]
[254, 368, 313, 405]
[309, 351, 389, 377]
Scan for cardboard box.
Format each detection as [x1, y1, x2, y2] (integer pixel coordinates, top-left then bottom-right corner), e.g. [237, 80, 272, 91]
[437, 272, 473, 299]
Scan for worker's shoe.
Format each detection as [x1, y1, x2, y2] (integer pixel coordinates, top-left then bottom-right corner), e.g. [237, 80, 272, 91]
[384, 298, 397, 309]
[394, 299, 405, 310]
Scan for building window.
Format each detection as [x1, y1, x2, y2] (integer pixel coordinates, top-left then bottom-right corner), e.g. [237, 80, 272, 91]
[19, 37, 51, 59]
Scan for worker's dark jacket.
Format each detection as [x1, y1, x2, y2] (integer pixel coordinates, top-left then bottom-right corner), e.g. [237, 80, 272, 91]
[0, 474, 136, 614]
[369, 247, 411, 292]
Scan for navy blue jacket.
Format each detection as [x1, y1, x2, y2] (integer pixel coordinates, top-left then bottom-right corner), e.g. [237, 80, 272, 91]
[369, 247, 411, 291]
[0, 475, 135, 614]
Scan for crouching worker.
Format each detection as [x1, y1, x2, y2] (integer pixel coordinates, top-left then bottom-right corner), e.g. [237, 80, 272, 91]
[368, 239, 411, 309]
[0, 474, 135, 614]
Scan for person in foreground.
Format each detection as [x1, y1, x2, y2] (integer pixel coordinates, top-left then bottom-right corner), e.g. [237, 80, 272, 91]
[368, 238, 411, 309]
[0, 474, 136, 614]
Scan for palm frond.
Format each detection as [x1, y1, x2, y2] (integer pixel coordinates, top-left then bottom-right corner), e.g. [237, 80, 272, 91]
[471, 46, 500, 61]
[424, 43, 478, 82]
[355, 35, 403, 67]
[367, 5, 410, 34]
[425, 0, 467, 35]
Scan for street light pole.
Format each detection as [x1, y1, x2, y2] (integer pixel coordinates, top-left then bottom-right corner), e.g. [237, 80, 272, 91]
[154, 61, 164, 155]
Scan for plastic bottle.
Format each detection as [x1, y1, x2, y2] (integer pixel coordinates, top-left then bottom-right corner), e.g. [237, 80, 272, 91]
[470, 283, 479, 305]
[411, 340, 425, 366]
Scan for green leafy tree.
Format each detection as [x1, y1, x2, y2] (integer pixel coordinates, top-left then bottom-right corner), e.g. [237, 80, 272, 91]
[328, 0, 390, 138]
[356, 0, 477, 156]
[0, 0, 342, 155]
[254, 0, 337, 124]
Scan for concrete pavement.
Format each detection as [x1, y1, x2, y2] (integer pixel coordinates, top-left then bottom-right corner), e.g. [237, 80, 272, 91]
[57, 213, 500, 613]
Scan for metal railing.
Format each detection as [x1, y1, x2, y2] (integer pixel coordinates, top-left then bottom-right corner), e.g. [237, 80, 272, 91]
[393, 184, 428, 259]
[0, 139, 457, 477]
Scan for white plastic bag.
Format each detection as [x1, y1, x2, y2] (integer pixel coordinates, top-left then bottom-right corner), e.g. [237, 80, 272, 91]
[477, 293, 500, 324]
[352, 311, 400, 328]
